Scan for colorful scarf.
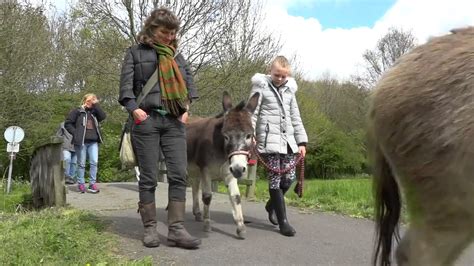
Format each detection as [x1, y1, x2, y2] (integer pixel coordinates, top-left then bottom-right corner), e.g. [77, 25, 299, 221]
[153, 43, 188, 116]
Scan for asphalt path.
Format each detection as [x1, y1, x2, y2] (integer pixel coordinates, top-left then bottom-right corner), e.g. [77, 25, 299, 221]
[67, 182, 474, 265]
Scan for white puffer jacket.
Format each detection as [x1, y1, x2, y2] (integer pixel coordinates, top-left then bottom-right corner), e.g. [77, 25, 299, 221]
[250, 73, 308, 154]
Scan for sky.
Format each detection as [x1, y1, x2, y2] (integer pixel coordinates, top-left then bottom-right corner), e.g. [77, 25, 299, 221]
[261, 0, 474, 80]
[39, 0, 474, 81]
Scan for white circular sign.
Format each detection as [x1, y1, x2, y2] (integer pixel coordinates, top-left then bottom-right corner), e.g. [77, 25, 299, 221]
[4, 126, 25, 143]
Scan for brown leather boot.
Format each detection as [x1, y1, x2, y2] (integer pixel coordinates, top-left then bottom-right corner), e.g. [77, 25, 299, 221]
[167, 201, 201, 249]
[138, 202, 160, 247]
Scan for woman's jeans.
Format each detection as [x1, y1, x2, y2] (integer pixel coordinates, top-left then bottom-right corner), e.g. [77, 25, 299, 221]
[63, 150, 77, 178]
[75, 142, 99, 185]
[132, 112, 187, 204]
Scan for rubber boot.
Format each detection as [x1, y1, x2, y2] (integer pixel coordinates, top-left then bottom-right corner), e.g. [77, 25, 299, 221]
[265, 199, 278, 225]
[167, 201, 201, 249]
[270, 189, 296, 237]
[265, 186, 289, 225]
[138, 202, 160, 247]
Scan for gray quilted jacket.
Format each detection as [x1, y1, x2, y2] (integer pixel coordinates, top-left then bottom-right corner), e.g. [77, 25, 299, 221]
[56, 122, 74, 152]
[250, 73, 308, 154]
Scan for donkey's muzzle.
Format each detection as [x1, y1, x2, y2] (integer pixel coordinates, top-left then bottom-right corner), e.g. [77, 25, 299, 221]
[229, 165, 246, 179]
[228, 151, 250, 179]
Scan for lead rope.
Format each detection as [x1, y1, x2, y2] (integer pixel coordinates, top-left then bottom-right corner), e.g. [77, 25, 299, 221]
[252, 145, 305, 198]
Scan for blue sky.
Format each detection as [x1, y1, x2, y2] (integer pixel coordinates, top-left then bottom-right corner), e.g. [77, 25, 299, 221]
[263, 0, 474, 80]
[287, 0, 396, 29]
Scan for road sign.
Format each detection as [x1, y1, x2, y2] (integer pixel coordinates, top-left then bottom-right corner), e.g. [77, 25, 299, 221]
[4, 126, 25, 143]
[4, 126, 25, 194]
[7, 142, 19, 153]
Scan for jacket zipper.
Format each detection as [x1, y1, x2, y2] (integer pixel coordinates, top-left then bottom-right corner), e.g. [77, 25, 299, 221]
[264, 123, 269, 148]
[82, 112, 87, 145]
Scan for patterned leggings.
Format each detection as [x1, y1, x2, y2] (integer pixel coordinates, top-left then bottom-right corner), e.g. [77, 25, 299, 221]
[264, 153, 297, 190]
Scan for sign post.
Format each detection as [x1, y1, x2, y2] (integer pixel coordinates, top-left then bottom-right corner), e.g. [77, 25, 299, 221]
[4, 126, 25, 194]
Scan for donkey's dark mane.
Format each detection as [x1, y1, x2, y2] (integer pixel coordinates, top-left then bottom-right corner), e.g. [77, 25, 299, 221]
[234, 101, 246, 110]
[213, 100, 247, 118]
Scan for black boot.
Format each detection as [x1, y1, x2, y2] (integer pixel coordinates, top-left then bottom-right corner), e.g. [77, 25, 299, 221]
[270, 189, 296, 237]
[167, 201, 201, 249]
[265, 186, 289, 226]
[138, 202, 160, 247]
[265, 199, 278, 225]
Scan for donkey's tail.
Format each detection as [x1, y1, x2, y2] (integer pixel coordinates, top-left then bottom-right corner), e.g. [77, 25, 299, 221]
[373, 143, 401, 266]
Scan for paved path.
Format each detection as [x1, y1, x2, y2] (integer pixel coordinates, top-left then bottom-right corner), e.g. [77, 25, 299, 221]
[67, 182, 474, 265]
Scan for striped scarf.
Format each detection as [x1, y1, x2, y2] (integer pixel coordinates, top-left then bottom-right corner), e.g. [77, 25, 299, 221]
[153, 43, 188, 116]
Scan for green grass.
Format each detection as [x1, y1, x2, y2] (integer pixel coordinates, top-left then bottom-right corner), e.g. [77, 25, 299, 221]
[1, 181, 33, 213]
[219, 176, 375, 219]
[0, 181, 152, 265]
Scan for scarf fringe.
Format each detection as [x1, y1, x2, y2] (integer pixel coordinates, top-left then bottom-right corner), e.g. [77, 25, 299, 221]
[162, 99, 187, 117]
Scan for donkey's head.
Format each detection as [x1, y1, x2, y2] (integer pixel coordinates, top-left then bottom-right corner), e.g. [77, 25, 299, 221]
[221, 91, 260, 178]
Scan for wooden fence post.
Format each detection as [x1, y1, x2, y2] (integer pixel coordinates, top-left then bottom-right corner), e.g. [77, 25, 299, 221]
[30, 136, 66, 208]
[245, 161, 257, 199]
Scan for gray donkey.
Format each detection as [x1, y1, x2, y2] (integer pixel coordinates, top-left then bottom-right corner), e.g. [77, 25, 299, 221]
[370, 27, 474, 266]
[186, 91, 260, 239]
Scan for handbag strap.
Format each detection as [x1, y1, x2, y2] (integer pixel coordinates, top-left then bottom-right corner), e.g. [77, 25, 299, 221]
[136, 69, 158, 106]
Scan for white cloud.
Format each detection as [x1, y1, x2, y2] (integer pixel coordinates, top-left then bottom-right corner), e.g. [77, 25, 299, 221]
[261, 0, 474, 81]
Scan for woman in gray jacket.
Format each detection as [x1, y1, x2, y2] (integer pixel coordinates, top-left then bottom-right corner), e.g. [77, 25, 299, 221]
[250, 56, 308, 237]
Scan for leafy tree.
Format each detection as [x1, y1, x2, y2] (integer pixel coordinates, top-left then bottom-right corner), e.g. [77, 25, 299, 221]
[298, 88, 366, 178]
[300, 77, 369, 134]
[0, 0, 281, 180]
[74, 0, 281, 116]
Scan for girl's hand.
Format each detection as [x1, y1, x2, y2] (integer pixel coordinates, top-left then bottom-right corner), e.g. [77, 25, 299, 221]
[298, 146, 306, 158]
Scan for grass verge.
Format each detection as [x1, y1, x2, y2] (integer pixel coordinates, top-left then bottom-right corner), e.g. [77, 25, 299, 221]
[219, 177, 374, 219]
[1, 181, 152, 265]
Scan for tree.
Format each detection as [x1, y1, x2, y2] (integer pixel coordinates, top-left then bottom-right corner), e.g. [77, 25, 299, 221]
[0, 0, 281, 179]
[297, 88, 367, 178]
[73, 0, 281, 116]
[356, 27, 417, 89]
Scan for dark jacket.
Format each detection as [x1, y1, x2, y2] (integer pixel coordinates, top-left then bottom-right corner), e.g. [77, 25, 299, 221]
[118, 43, 198, 114]
[65, 105, 106, 146]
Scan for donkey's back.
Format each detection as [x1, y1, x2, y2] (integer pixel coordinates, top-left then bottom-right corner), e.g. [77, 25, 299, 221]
[370, 27, 474, 266]
[186, 115, 226, 171]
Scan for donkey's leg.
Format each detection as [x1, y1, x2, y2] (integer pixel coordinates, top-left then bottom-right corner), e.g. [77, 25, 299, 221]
[224, 172, 246, 239]
[200, 167, 213, 232]
[398, 169, 474, 266]
[397, 224, 473, 266]
[190, 170, 203, 222]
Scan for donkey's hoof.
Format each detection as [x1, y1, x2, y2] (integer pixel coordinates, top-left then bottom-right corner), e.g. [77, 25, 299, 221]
[194, 212, 203, 222]
[203, 221, 212, 232]
[236, 226, 247, 239]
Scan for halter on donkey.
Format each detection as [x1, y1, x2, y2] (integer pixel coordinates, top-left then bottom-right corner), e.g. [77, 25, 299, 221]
[186, 91, 259, 239]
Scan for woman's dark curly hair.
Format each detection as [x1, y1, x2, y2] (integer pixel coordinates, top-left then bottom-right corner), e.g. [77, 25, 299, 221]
[137, 7, 180, 46]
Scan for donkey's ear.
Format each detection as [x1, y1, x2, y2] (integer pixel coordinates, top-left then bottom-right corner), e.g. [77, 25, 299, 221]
[245, 92, 260, 114]
[222, 91, 233, 111]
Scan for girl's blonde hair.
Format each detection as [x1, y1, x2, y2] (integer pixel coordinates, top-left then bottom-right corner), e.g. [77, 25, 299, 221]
[267, 55, 292, 74]
[82, 93, 97, 105]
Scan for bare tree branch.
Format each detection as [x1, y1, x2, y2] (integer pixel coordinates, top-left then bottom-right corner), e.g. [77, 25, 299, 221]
[357, 27, 417, 89]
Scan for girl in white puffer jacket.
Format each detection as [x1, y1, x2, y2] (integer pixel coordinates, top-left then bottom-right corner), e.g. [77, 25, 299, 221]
[250, 56, 308, 237]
